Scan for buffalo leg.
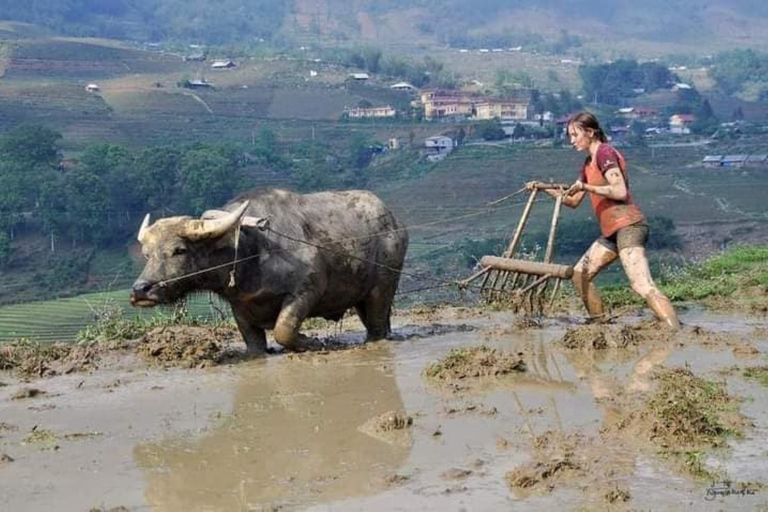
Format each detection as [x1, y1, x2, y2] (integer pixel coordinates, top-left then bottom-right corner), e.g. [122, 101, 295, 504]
[273, 295, 314, 350]
[359, 281, 396, 341]
[231, 304, 268, 354]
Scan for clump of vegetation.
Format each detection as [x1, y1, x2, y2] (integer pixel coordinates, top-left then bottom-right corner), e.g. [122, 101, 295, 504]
[424, 345, 526, 380]
[644, 367, 742, 448]
[743, 366, 768, 387]
[77, 301, 146, 345]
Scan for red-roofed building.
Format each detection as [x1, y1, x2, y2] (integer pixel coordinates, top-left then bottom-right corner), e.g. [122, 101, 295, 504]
[669, 114, 696, 134]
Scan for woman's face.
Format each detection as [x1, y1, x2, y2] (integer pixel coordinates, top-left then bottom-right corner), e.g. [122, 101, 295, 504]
[568, 124, 593, 152]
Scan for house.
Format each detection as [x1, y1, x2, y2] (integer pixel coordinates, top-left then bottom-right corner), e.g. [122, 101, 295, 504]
[473, 99, 529, 120]
[425, 135, 455, 161]
[616, 107, 658, 120]
[345, 105, 396, 119]
[349, 73, 369, 81]
[746, 154, 768, 167]
[672, 82, 693, 91]
[187, 79, 214, 89]
[390, 82, 416, 92]
[721, 155, 749, 168]
[85, 83, 100, 92]
[419, 89, 530, 121]
[211, 60, 236, 69]
[702, 155, 723, 168]
[184, 53, 206, 62]
[669, 114, 695, 134]
[420, 90, 474, 120]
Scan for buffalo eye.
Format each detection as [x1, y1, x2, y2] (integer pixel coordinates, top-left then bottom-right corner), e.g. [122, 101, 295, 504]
[171, 246, 188, 257]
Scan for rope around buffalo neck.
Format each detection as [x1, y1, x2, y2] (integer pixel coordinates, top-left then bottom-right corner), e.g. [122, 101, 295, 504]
[228, 222, 242, 288]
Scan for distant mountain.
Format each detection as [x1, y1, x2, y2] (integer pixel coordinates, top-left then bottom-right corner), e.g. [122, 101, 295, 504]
[1, 0, 768, 55]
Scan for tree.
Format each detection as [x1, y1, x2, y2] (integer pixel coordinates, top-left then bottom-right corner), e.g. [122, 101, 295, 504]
[477, 120, 506, 141]
[177, 148, 238, 215]
[0, 124, 61, 167]
[133, 146, 183, 214]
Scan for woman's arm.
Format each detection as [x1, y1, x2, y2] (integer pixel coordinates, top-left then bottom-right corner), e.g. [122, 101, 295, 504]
[578, 166, 628, 201]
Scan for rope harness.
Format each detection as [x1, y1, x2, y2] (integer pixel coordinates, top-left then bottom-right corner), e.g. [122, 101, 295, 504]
[154, 193, 549, 297]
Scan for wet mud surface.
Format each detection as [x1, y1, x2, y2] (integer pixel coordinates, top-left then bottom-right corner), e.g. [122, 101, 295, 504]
[1, 306, 768, 511]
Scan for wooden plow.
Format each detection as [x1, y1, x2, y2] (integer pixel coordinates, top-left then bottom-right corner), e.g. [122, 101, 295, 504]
[460, 183, 573, 315]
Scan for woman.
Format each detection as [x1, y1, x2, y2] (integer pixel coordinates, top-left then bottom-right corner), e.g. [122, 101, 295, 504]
[528, 111, 680, 329]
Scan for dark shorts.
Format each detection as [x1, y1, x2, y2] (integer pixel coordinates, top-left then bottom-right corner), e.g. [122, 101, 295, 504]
[596, 222, 649, 253]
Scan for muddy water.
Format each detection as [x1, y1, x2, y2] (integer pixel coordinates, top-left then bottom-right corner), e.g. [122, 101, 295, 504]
[135, 345, 411, 510]
[1, 307, 768, 511]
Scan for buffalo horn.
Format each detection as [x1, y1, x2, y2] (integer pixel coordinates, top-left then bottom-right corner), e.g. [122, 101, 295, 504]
[183, 201, 250, 240]
[137, 213, 151, 244]
[202, 209, 264, 228]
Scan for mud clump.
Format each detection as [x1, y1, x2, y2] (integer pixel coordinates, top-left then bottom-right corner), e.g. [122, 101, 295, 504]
[559, 322, 672, 350]
[506, 430, 587, 496]
[358, 410, 413, 446]
[136, 326, 238, 368]
[612, 366, 745, 449]
[10, 387, 46, 400]
[513, 316, 544, 330]
[371, 410, 413, 432]
[0, 339, 101, 379]
[604, 486, 631, 503]
[424, 346, 526, 381]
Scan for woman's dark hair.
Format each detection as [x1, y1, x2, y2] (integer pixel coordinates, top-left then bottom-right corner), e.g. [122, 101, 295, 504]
[567, 111, 608, 142]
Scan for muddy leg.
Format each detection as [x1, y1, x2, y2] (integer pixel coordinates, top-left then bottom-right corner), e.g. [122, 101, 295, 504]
[231, 304, 268, 354]
[357, 281, 397, 341]
[619, 247, 680, 330]
[571, 242, 618, 322]
[273, 295, 315, 350]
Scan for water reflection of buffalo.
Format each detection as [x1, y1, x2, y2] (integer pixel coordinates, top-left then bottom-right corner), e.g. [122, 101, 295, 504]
[135, 345, 410, 510]
[131, 189, 408, 353]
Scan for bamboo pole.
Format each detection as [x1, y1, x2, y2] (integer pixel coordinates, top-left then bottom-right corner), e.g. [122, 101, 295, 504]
[479, 256, 574, 279]
[481, 188, 539, 296]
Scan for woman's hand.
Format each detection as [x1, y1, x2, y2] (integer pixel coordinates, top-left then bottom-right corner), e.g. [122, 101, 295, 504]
[566, 180, 586, 196]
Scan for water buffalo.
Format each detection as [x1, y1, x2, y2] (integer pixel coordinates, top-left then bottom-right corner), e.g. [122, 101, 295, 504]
[130, 189, 408, 353]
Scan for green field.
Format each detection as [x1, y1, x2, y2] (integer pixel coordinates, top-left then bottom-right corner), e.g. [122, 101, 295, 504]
[0, 289, 232, 343]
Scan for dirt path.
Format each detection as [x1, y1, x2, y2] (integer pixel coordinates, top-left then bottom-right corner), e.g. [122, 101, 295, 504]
[1, 307, 767, 511]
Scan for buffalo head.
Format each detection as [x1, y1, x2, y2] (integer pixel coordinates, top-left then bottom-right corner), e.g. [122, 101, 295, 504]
[131, 201, 250, 307]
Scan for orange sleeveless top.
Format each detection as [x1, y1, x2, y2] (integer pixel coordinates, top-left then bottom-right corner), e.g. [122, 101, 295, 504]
[580, 144, 645, 237]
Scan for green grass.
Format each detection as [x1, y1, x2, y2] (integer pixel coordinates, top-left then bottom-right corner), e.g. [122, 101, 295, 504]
[663, 245, 768, 301]
[600, 245, 768, 307]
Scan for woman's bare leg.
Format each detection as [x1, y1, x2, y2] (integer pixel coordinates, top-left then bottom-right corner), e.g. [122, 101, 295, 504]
[572, 242, 619, 321]
[618, 246, 680, 329]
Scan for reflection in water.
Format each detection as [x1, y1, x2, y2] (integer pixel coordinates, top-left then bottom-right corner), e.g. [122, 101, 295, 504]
[135, 344, 410, 511]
